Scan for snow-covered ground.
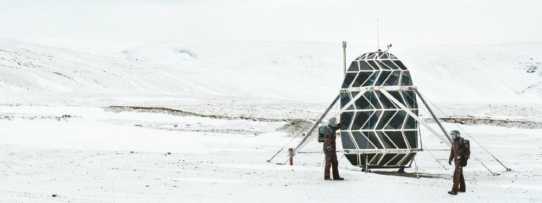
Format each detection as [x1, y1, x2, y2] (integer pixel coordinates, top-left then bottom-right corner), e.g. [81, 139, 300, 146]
[0, 106, 541, 202]
[1, 40, 542, 202]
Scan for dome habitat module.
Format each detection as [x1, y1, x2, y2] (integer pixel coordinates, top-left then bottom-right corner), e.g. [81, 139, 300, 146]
[339, 51, 419, 169]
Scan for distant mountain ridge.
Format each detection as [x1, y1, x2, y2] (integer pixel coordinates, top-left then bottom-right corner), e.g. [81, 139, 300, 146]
[1, 39, 541, 104]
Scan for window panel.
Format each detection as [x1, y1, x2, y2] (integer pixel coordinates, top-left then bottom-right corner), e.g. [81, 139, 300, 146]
[375, 71, 392, 86]
[359, 61, 373, 70]
[367, 91, 382, 109]
[355, 96, 373, 110]
[376, 131, 396, 149]
[404, 115, 417, 129]
[376, 110, 396, 129]
[370, 153, 383, 165]
[352, 131, 376, 149]
[354, 111, 372, 129]
[402, 91, 417, 108]
[364, 72, 380, 86]
[402, 71, 413, 86]
[364, 111, 382, 129]
[386, 131, 408, 148]
[380, 154, 396, 166]
[341, 73, 358, 88]
[340, 132, 357, 150]
[340, 93, 351, 107]
[389, 91, 407, 107]
[385, 71, 400, 86]
[387, 154, 406, 165]
[352, 72, 373, 87]
[404, 131, 418, 148]
[367, 60, 379, 70]
[341, 111, 355, 130]
[366, 132, 383, 149]
[393, 60, 408, 70]
[347, 61, 359, 71]
[376, 61, 391, 70]
[382, 60, 399, 70]
[376, 91, 397, 109]
[346, 154, 359, 166]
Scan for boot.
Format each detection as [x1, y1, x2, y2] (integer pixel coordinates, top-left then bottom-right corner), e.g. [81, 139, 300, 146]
[448, 191, 457, 195]
[324, 176, 332, 181]
[333, 177, 344, 181]
[458, 189, 466, 192]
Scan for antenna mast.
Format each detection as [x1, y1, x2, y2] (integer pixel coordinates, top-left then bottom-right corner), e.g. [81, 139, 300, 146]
[377, 18, 380, 51]
[342, 41, 347, 76]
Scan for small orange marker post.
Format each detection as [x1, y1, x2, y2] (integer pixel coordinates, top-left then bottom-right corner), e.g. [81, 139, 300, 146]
[288, 148, 294, 166]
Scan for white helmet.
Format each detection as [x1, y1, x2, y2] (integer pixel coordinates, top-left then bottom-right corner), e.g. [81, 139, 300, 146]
[321, 120, 328, 126]
[328, 117, 337, 127]
[450, 130, 460, 140]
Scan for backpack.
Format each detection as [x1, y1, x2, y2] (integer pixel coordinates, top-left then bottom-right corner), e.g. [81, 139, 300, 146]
[318, 126, 332, 143]
[460, 138, 471, 167]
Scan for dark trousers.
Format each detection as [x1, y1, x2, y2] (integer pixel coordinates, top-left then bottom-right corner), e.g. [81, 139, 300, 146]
[452, 164, 466, 192]
[324, 152, 340, 179]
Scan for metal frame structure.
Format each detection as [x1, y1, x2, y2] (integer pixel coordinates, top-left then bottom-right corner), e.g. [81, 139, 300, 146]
[291, 51, 452, 169]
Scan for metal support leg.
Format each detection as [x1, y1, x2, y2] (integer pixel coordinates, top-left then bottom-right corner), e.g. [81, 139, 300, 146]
[290, 94, 340, 157]
[414, 89, 452, 143]
[414, 156, 419, 179]
[365, 153, 369, 174]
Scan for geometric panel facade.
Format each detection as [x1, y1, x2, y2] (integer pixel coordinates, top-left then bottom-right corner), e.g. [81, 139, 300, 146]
[339, 51, 420, 169]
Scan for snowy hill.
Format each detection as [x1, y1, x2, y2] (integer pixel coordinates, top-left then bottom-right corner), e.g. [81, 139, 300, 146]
[0, 40, 207, 96]
[1, 40, 542, 120]
[2, 40, 542, 102]
[0, 40, 342, 102]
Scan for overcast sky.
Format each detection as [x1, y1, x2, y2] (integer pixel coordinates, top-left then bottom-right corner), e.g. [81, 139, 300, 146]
[1, 0, 541, 45]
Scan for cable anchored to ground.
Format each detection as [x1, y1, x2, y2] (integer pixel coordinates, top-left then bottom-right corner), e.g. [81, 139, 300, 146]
[267, 111, 324, 163]
[421, 143, 448, 171]
[415, 90, 512, 172]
